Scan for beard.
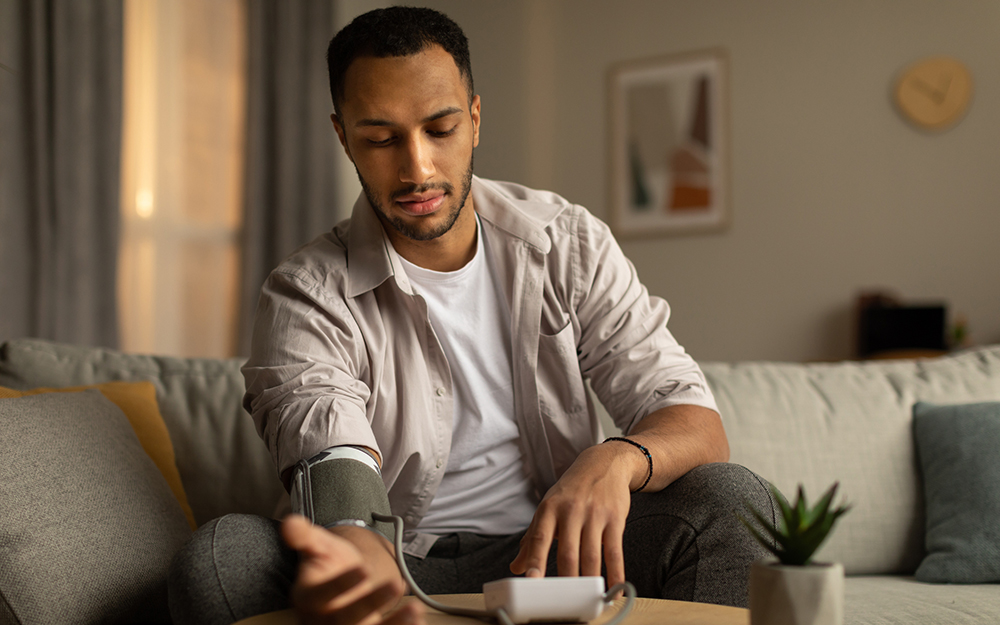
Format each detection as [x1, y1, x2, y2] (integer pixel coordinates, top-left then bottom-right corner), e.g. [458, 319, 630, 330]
[359, 154, 474, 242]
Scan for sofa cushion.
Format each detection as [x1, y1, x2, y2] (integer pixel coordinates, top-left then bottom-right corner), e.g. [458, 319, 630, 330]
[0, 338, 284, 526]
[703, 345, 1000, 575]
[0, 381, 196, 529]
[844, 576, 1000, 625]
[913, 401, 1000, 583]
[0, 390, 191, 624]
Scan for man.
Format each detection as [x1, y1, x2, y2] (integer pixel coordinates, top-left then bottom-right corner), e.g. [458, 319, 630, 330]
[169, 7, 774, 625]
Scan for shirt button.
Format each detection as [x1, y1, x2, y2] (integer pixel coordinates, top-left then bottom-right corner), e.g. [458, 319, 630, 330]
[436, 459, 443, 469]
[436, 387, 446, 396]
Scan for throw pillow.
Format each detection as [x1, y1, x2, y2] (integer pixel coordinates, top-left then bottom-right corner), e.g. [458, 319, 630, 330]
[913, 401, 1000, 583]
[0, 381, 196, 529]
[0, 390, 192, 624]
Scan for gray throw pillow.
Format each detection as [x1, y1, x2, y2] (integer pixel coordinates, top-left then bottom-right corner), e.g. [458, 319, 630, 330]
[913, 401, 1000, 583]
[0, 390, 192, 624]
[0, 338, 284, 525]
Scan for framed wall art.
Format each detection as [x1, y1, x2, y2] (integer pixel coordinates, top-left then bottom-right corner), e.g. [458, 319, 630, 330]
[608, 48, 730, 238]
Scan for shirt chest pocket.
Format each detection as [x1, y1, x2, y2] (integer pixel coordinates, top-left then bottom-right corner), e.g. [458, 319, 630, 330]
[536, 320, 587, 418]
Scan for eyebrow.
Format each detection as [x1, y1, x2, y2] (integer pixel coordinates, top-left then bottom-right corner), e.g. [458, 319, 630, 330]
[354, 107, 464, 128]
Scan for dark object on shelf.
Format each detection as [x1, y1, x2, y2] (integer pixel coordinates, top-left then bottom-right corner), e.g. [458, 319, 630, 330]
[856, 296, 947, 359]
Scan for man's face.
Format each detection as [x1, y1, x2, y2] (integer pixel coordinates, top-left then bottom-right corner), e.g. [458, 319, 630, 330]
[333, 45, 480, 244]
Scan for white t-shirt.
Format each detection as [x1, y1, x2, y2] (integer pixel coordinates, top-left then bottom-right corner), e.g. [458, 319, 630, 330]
[398, 217, 538, 535]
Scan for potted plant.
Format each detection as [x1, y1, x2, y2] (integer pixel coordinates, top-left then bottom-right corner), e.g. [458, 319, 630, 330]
[739, 482, 851, 625]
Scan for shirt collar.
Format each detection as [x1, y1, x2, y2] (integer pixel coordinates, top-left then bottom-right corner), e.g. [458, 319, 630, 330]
[345, 176, 558, 298]
[345, 191, 397, 298]
[472, 177, 556, 254]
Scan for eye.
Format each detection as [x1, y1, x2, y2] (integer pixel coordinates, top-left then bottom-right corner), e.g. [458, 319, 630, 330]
[367, 135, 396, 147]
[428, 125, 458, 138]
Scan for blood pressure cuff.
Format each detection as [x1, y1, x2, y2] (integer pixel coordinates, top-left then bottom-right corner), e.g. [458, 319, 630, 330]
[290, 446, 394, 542]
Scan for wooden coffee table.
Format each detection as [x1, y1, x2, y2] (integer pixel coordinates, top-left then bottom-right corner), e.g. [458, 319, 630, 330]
[235, 594, 749, 625]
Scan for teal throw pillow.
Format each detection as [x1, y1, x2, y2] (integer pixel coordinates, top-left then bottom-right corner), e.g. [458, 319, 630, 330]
[913, 401, 1000, 583]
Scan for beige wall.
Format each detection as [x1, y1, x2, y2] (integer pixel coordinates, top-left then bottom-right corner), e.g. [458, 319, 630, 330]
[342, 0, 1000, 362]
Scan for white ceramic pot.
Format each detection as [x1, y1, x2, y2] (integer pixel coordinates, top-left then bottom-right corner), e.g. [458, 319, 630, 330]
[749, 560, 844, 625]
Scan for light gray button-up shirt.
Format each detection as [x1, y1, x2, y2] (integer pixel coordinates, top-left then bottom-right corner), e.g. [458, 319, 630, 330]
[242, 177, 718, 530]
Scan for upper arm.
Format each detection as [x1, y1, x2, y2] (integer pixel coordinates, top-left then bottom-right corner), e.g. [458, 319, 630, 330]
[569, 210, 717, 432]
[242, 270, 378, 478]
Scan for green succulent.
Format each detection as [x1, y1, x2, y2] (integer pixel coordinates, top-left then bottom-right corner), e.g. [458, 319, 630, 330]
[739, 482, 851, 566]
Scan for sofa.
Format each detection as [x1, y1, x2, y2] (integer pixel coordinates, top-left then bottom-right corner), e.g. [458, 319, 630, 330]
[0, 337, 997, 624]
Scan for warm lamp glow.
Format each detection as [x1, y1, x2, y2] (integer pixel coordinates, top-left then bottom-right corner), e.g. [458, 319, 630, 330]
[136, 188, 154, 218]
[118, 0, 245, 358]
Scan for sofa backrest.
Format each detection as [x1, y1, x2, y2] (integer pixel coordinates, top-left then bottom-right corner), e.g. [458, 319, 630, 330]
[702, 345, 1000, 575]
[0, 338, 284, 527]
[7, 338, 1000, 575]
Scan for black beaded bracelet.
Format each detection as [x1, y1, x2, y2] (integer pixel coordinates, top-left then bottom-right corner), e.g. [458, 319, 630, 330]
[603, 436, 653, 492]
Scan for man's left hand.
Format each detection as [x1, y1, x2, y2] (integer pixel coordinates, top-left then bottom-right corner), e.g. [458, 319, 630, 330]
[509, 443, 643, 589]
[508, 404, 729, 588]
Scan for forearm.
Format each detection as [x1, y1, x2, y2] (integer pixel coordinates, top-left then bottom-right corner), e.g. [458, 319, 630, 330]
[608, 404, 729, 493]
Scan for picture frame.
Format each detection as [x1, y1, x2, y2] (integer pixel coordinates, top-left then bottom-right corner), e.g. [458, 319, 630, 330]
[608, 48, 731, 238]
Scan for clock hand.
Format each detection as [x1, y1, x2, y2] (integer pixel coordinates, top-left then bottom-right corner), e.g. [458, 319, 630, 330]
[936, 74, 953, 98]
[909, 76, 946, 105]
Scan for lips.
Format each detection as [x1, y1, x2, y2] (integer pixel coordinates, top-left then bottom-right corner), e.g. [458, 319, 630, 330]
[395, 191, 446, 216]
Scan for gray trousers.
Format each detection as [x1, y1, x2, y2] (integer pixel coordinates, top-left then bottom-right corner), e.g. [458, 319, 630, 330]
[168, 463, 776, 625]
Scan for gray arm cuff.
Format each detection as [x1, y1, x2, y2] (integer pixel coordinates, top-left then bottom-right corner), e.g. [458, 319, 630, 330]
[291, 454, 394, 542]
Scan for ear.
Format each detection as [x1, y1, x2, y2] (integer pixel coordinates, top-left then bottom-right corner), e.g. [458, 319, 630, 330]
[331, 113, 354, 163]
[470, 95, 481, 149]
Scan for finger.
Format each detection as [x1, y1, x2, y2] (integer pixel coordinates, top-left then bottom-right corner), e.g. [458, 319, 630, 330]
[282, 514, 322, 553]
[602, 523, 626, 595]
[579, 520, 604, 578]
[555, 510, 584, 577]
[283, 514, 382, 613]
[510, 511, 557, 577]
[283, 514, 357, 564]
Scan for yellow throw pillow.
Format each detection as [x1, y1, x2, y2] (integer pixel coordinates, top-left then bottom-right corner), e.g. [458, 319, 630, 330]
[0, 381, 196, 529]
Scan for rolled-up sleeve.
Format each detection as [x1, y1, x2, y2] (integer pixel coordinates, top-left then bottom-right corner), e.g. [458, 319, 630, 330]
[571, 210, 718, 434]
[242, 268, 379, 478]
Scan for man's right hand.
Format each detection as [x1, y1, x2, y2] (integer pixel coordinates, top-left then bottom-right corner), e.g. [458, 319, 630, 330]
[281, 515, 426, 625]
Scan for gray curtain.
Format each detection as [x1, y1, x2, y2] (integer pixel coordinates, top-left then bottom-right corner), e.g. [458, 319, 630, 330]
[238, 0, 341, 356]
[0, 0, 123, 348]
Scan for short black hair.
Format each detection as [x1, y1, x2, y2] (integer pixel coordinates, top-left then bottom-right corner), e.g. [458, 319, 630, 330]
[326, 6, 473, 117]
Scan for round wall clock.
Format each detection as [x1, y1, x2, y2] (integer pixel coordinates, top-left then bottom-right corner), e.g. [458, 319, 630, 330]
[894, 57, 973, 131]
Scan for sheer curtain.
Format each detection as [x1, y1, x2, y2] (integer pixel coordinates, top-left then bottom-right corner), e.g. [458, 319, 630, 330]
[117, 0, 246, 358]
[238, 0, 341, 356]
[0, 0, 123, 347]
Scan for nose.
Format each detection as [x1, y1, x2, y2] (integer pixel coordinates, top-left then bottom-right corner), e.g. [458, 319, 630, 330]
[398, 134, 435, 185]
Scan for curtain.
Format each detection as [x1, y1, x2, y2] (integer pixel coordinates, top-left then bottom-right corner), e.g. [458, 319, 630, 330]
[0, 0, 123, 348]
[238, 0, 340, 356]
